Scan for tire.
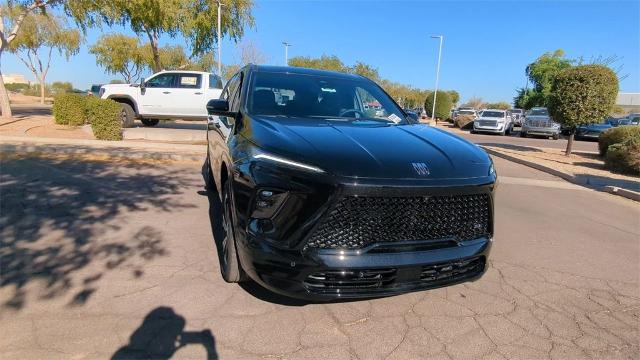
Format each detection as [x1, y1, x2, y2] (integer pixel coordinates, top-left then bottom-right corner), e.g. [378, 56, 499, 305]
[119, 103, 135, 128]
[141, 119, 159, 127]
[220, 179, 245, 283]
[203, 152, 216, 191]
[552, 134, 559, 140]
[520, 131, 527, 138]
[470, 129, 476, 134]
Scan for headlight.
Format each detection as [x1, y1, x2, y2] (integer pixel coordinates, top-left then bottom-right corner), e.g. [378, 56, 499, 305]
[252, 150, 325, 173]
[489, 162, 496, 176]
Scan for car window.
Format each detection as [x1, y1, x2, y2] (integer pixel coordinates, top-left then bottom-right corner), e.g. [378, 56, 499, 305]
[221, 72, 241, 101]
[146, 73, 177, 88]
[248, 71, 406, 123]
[209, 74, 223, 89]
[482, 111, 505, 117]
[530, 108, 549, 116]
[228, 73, 243, 112]
[177, 74, 202, 89]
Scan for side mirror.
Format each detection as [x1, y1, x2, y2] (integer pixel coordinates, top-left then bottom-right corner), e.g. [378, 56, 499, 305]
[206, 99, 237, 118]
[140, 78, 146, 89]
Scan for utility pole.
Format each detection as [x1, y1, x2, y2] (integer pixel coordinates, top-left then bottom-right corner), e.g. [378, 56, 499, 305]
[282, 42, 292, 66]
[217, 1, 225, 77]
[430, 35, 443, 125]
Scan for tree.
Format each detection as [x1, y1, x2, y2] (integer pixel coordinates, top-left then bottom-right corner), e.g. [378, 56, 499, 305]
[462, 96, 484, 109]
[548, 65, 618, 155]
[350, 61, 379, 81]
[447, 90, 460, 107]
[50, 81, 73, 95]
[107, 0, 254, 73]
[7, 13, 81, 104]
[289, 55, 347, 72]
[484, 102, 511, 110]
[514, 49, 573, 110]
[90, 33, 143, 83]
[424, 91, 452, 120]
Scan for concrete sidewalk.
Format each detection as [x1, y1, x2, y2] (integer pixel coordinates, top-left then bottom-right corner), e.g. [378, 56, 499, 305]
[0, 135, 206, 162]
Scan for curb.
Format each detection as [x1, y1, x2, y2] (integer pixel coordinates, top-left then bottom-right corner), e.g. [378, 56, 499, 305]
[482, 146, 640, 202]
[0, 141, 205, 162]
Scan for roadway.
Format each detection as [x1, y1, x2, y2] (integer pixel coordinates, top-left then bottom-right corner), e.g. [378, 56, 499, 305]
[0, 152, 637, 359]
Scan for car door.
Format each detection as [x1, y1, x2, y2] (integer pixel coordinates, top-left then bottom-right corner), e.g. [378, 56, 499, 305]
[168, 73, 205, 117]
[208, 71, 242, 184]
[140, 73, 178, 116]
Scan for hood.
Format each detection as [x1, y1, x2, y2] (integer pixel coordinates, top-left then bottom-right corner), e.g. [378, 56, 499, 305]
[101, 83, 133, 89]
[477, 116, 505, 121]
[243, 116, 492, 180]
[580, 123, 612, 131]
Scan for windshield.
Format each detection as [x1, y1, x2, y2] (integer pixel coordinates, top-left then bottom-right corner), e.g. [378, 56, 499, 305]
[511, 109, 522, 114]
[482, 111, 505, 118]
[530, 108, 549, 116]
[248, 72, 407, 123]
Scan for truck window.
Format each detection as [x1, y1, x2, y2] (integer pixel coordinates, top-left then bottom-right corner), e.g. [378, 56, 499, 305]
[209, 74, 223, 89]
[146, 73, 177, 88]
[177, 74, 202, 89]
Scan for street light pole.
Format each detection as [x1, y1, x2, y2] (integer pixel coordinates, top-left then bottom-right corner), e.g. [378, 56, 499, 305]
[430, 35, 443, 125]
[282, 42, 292, 66]
[216, 1, 225, 77]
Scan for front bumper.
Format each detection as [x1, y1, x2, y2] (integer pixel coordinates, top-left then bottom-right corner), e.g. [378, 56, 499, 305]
[238, 235, 491, 300]
[522, 126, 560, 136]
[474, 122, 506, 133]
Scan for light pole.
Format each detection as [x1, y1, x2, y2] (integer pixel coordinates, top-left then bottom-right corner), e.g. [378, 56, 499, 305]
[216, 1, 226, 77]
[282, 42, 292, 66]
[430, 35, 443, 125]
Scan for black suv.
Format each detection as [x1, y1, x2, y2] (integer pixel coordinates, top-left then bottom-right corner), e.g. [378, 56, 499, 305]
[204, 65, 496, 300]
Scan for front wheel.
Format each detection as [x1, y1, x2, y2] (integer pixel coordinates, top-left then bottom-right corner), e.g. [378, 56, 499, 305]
[141, 119, 159, 127]
[520, 131, 527, 138]
[552, 134, 560, 140]
[119, 103, 135, 128]
[220, 180, 245, 283]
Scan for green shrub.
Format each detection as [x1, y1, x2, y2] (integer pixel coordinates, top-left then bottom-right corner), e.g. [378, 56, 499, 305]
[598, 125, 640, 156]
[87, 98, 122, 141]
[424, 91, 452, 120]
[605, 137, 640, 175]
[53, 93, 87, 126]
[5, 83, 30, 92]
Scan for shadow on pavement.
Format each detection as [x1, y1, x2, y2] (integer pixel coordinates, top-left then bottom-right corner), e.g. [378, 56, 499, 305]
[112, 306, 217, 360]
[0, 155, 197, 310]
[479, 143, 544, 152]
[9, 104, 53, 119]
[134, 120, 207, 130]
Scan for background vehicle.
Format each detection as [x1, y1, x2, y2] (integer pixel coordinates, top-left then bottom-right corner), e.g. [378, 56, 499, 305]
[100, 70, 224, 127]
[204, 65, 496, 300]
[472, 109, 513, 135]
[508, 108, 524, 126]
[521, 107, 561, 140]
[575, 121, 612, 140]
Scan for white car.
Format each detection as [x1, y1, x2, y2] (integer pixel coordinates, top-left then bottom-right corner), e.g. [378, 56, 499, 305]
[100, 70, 224, 127]
[472, 109, 513, 136]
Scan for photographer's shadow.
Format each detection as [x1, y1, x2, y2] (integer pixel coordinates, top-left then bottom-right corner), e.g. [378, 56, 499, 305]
[112, 307, 217, 359]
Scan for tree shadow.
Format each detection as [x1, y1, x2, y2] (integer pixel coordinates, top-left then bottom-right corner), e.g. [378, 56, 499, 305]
[112, 306, 217, 360]
[0, 154, 197, 310]
[480, 143, 544, 152]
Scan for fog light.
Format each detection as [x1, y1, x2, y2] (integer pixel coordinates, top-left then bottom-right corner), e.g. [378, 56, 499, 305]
[259, 190, 274, 198]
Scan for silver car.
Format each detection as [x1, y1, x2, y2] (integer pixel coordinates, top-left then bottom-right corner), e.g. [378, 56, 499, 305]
[521, 107, 561, 140]
[472, 109, 513, 136]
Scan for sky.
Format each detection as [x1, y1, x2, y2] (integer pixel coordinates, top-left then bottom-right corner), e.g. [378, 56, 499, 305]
[3, 0, 639, 104]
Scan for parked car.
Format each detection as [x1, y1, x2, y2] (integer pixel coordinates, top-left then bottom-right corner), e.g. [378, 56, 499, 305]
[204, 65, 496, 300]
[472, 109, 513, 136]
[508, 108, 524, 126]
[100, 70, 224, 127]
[575, 121, 613, 140]
[520, 107, 561, 140]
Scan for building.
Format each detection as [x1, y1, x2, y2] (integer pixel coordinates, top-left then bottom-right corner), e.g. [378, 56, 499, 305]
[616, 92, 640, 113]
[2, 73, 31, 85]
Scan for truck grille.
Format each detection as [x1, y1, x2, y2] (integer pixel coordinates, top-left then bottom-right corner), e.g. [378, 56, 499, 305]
[305, 194, 490, 250]
[476, 120, 497, 127]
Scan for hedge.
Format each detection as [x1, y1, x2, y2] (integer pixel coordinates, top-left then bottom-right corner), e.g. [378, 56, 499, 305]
[598, 125, 640, 156]
[53, 93, 87, 126]
[87, 98, 123, 141]
[605, 137, 640, 175]
[424, 91, 452, 120]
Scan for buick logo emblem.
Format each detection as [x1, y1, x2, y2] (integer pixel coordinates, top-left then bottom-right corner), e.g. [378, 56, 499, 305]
[412, 162, 430, 176]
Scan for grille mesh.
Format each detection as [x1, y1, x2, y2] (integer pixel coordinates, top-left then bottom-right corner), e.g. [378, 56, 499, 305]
[306, 194, 490, 250]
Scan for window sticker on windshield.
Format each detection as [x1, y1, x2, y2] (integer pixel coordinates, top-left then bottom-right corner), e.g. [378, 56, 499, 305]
[388, 113, 402, 123]
[181, 76, 198, 86]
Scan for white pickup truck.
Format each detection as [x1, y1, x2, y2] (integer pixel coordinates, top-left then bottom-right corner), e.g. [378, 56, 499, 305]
[99, 70, 223, 127]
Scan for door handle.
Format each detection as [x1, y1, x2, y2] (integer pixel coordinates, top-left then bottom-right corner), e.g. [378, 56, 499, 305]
[162, 91, 171, 94]
[194, 92, 203, 95]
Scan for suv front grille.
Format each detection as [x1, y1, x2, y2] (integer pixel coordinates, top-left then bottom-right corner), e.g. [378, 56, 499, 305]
[476, 120, 498, 127]
[305, 194, 490, 250]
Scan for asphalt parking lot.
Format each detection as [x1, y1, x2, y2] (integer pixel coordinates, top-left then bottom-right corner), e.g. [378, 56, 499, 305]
[0, 153, 638, 359]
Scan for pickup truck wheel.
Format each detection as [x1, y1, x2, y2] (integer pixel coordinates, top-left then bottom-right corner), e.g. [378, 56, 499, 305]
[220, 179, 246, 283]
[141, 119, 160, 127]
[119, 103, 135, 128]
[520, 131, 527, 138]
[552, 134, 560, 140]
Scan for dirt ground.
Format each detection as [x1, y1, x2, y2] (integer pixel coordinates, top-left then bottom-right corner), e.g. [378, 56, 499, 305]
[0, 115, 95, 140]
